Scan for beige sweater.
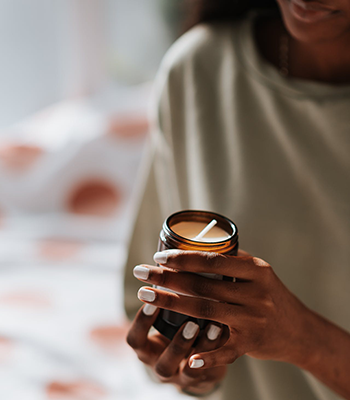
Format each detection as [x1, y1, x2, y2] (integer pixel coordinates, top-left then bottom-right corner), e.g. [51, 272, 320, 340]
[124, 12, 350, 400]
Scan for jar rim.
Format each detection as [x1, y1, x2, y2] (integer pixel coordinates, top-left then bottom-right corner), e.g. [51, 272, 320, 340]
[164, 210, 238, 247]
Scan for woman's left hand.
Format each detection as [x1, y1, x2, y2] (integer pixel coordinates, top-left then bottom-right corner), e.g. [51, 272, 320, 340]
[133, 249, 313, 371]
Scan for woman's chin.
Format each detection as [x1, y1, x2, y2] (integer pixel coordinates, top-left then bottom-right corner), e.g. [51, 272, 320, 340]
[278, 0, 348, 43]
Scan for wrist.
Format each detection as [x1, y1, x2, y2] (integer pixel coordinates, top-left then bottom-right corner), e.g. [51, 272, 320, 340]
[283, 304, 324, 371]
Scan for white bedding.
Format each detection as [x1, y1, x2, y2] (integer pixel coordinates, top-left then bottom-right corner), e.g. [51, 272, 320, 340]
[0, 85, 185, 399]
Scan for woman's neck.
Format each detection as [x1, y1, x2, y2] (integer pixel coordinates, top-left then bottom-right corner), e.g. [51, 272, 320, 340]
[255, 16, 350, 84]
[289, 35, 350, 84]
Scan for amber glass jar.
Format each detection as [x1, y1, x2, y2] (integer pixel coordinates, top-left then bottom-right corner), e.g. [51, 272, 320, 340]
[153, 210, 239, 340]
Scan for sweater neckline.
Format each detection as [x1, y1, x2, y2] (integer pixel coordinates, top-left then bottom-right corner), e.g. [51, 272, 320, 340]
[236, 11, 350, 100]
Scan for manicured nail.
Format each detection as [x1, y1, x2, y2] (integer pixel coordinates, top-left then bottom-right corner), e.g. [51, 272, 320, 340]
[133, 265, 150, 280]
[182, 321, 199, 340]
[190, 358, 204, 369]
[207, 324, 222, 341]
[143, 304, 157, 316]
[153, 251, 168, 265]
[138, 287, 156, 302]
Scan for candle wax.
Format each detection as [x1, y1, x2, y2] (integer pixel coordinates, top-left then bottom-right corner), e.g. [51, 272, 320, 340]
[171, 221, 230, 242]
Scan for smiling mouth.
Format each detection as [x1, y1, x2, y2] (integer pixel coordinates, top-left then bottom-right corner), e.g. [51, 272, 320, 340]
[289, 0, 341, 23]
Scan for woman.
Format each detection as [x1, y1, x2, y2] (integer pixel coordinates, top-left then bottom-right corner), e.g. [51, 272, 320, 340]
[124, 0, 350, 398]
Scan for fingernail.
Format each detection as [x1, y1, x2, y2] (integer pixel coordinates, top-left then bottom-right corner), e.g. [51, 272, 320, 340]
[153, 251, 168, 264]
[190, 358, 204, 369]
[207, 324, 222, 341]
[133, 265, 150, 280]
[182, 321, 199, 340]
[138, 287, 156, 302]
[143, 304, 157, 316]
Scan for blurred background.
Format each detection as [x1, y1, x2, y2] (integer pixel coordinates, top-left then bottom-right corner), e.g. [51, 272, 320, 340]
[0, 1, 187, 399]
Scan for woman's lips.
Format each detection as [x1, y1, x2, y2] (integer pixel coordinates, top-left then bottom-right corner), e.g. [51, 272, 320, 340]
[289, 0, 340, 23]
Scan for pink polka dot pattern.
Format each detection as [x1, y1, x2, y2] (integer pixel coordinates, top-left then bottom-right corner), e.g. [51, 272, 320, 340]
[46, 380, 106, 399]
[38, 239, 82, 261]
[67, 179, 121, 217]
[108, 115, 149, 139]
[0, 337, 13, 363]
[0, 143, 43, 171]
[0, 90, 156, 399]
[0, 291, 52, 308]
[89, 323, 131, 353]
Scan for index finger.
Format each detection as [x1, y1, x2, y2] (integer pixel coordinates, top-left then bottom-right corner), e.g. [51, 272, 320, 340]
[153, 250, 259, 279]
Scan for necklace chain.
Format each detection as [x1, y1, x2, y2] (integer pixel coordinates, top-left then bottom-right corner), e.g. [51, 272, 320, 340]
[279, 34, 289, 77]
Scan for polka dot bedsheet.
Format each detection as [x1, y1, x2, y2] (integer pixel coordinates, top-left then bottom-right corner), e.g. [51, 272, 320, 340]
[0, 85, 193, 400]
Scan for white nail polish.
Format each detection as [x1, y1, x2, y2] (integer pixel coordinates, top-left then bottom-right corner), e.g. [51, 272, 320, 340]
[133, 266, 150, 280]
[207, 324, 222, 341]
[138, 287, 156, 302]
[182, 321, 199, 340]
[143, 304, 157, 316]
[153, 252, 168, 264]
[190, 358, 204, 369]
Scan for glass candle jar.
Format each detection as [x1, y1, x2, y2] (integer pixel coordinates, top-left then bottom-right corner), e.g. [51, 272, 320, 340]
[153, 210, 239, 340]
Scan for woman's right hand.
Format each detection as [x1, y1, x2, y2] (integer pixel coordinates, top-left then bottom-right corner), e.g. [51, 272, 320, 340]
[126, 304, 227, 395]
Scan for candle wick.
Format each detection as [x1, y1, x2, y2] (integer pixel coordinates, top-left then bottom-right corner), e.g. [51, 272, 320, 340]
[193, 219, 218, 241]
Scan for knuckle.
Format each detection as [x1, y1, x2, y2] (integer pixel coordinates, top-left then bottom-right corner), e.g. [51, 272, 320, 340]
[206, 252, 226, 271]
[228, 281, 240, 294]
[191, 276, 211, 298]
[137, 353, 149, 364]
[261, 294, 275, 310]
[256, 315, 268, 330]
[227, 353, 238, 364]
[170, 342, 186, 357]
[163, 294, 175, 310]
[252, 257, 271, 269]
[157, 269, 167, 286]
[155, 362, 174, 379]
[174, 251, 189, 267]
[225, 304, 238, 320]
[126, 332, 139, 350]
[198, 300, 216, 319]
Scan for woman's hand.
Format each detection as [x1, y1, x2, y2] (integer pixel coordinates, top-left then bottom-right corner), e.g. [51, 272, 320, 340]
[126, 303, 227, 395]
[133, 250, 314, 371]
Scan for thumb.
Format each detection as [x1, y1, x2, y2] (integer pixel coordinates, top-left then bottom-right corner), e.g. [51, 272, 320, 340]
[188, 338, 240, 370]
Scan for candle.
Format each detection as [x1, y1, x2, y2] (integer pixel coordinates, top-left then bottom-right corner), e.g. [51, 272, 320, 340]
[171, 221, 231, 242]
